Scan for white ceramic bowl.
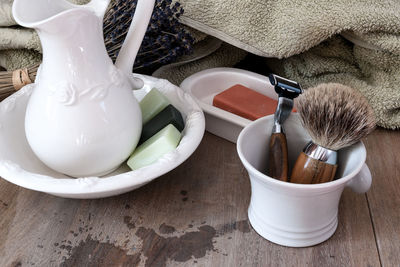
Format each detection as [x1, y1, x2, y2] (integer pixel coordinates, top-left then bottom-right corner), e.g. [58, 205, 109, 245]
[0, 74, 205, 199]
[180, 68, 277, 143]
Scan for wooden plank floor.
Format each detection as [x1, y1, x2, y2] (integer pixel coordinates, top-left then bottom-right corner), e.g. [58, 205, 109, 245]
[363, 129, 400, 267]
[0, 129, 397, 267]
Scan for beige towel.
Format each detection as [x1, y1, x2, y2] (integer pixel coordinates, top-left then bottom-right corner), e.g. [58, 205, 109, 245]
[266, 36, 400, 129]
[179, 0, 400, 58]
[173, 0, 400, 128]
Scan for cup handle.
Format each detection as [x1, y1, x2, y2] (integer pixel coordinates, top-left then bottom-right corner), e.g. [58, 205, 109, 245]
[346, 163, 372, 193]
[115, 0, 155, 75]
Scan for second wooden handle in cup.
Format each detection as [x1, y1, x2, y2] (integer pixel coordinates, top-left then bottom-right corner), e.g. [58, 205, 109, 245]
[290, 152, 337, 184]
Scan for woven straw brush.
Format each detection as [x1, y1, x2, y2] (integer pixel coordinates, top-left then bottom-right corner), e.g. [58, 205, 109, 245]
[0, 64, 39, 101]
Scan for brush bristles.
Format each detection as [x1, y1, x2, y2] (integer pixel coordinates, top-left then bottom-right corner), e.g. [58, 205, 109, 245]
[297, 83, 376, 151]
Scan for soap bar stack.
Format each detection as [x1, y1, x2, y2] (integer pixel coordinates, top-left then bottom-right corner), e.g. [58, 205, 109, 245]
[127, 88, 185, 170]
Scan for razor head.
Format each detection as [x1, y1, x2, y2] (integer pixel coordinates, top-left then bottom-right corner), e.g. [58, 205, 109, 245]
[269, 74, 303, 99]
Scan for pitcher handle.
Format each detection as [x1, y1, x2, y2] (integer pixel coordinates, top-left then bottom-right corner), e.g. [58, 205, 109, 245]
[115, 0, 155, 75]
[346, 163, 372, 194]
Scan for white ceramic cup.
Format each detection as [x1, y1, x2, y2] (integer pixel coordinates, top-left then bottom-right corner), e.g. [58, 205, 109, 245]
[237, 114, 372, 247]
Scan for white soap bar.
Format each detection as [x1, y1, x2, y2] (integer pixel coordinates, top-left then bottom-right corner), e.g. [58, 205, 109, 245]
[127, 124, 181, 170]
[139, 88, 170, 125]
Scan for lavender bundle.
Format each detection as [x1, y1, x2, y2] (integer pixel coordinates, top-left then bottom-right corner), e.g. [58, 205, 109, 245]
[104, 0, 194, 71]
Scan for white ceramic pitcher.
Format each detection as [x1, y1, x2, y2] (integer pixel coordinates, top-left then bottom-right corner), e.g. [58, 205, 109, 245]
[12, 0, 155, 177]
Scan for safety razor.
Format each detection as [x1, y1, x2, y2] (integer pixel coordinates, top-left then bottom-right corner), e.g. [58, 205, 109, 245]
[267, 74, 303, 181]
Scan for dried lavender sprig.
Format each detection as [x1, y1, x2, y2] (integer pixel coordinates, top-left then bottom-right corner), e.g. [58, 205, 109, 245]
[103, 0, 194, 70]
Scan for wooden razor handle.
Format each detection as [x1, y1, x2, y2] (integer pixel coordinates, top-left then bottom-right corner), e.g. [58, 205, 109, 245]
[290, 152, 338, 184]
[268, 132, 289, 182]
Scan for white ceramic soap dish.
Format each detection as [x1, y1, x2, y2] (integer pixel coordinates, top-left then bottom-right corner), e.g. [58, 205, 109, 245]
[0, 74, 205, 199]
[180, 68, 277, 143]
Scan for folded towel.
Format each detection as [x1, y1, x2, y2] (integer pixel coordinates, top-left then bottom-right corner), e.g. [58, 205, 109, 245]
[172, 0, 400, 128]
[0, 0, 14, 26]
[0, 27, 41, 70]
[0, 49, 41, 71]
[179, 0, 400, 58]
[267, 36, 400, 129]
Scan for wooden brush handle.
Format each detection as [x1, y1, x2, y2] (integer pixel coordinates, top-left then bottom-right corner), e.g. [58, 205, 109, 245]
[290, 152, 338, 184]
[268, 132, 289, 182]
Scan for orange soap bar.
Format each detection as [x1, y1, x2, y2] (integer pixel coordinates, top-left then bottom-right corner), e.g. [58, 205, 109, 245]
[213, 84, 278, 121]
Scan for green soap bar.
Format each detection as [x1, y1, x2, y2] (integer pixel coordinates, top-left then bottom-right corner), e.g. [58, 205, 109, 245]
[139, 88, 170, 125]
[139, 104, 185, 144]
[127, 124, 181, 170]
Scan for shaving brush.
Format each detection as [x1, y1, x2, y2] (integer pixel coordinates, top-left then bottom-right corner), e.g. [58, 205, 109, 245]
[290, 83, 376, 184]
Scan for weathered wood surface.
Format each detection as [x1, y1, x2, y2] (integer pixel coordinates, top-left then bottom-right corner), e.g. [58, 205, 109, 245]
[363, 129, 400, 267]
[0, 129, 395, 267]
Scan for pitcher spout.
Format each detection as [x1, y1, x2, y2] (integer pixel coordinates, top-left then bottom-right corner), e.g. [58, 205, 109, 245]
[13, 0, 115, 93]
